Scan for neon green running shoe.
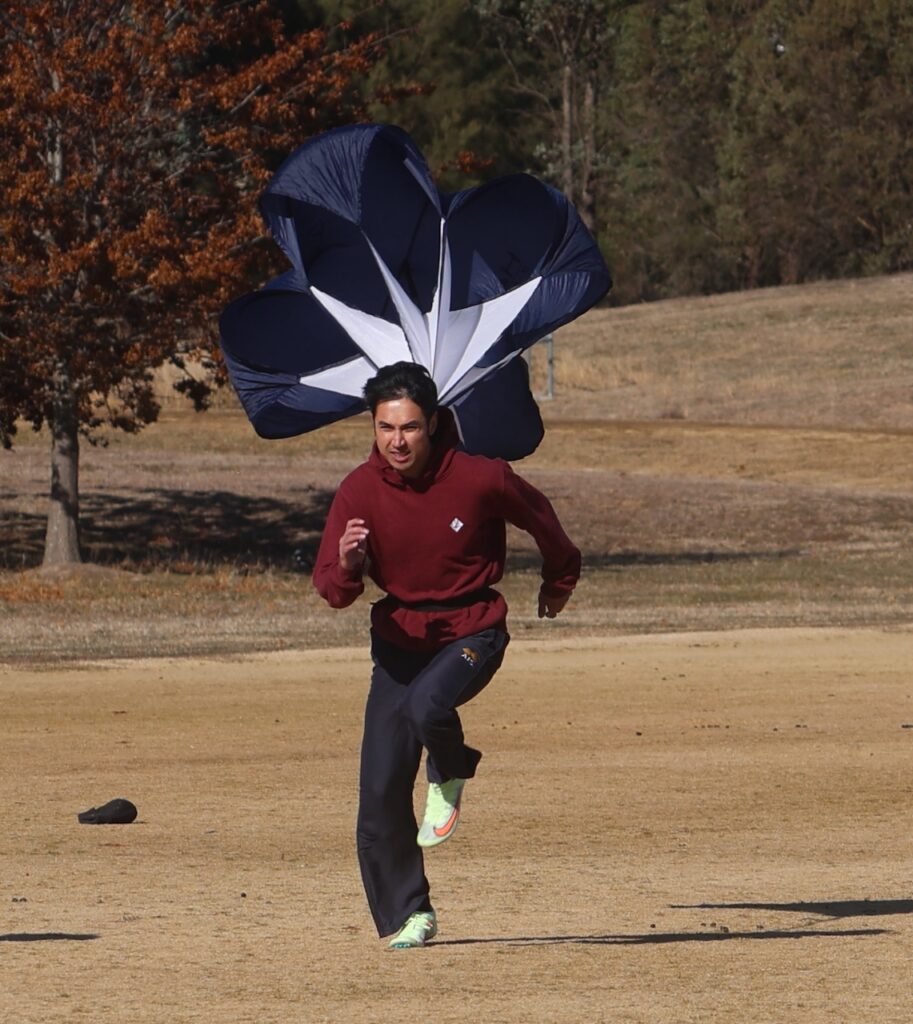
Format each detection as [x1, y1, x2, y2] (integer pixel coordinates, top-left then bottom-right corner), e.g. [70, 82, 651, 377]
[389, 910, 438, 949]
[417, 777, 466, 848]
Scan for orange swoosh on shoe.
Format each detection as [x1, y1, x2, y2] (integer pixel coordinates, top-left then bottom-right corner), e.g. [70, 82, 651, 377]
[433, 807, 460, 837]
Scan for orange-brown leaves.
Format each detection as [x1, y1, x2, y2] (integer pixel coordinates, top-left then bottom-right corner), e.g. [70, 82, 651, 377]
[0, 0, 383, 441]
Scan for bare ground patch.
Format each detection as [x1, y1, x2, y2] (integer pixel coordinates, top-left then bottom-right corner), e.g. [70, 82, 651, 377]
[1, 630, 912, 1023]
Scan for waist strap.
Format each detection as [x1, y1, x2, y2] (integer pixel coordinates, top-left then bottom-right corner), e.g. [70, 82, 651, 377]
[385, 587, 497, 613]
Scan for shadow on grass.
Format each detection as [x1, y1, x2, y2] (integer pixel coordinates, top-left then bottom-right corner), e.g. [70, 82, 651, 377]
[671, 899, 913, 918]
[431, 927, 887, 948]
[2, 488, 335, 571]
[0, 933, 99, 942]
[4, 491, 802, 575]
[507, 548, 804, 573]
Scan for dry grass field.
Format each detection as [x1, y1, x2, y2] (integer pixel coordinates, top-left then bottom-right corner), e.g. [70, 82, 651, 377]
[2, 273, 913, 1022]
[3, 271, 913, 660]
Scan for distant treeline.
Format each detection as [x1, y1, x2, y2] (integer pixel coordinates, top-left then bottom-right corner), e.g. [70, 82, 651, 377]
[299, 0, 913, 304]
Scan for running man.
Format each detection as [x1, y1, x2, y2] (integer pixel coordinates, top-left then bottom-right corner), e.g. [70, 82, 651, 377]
[313, 361, 580, 948]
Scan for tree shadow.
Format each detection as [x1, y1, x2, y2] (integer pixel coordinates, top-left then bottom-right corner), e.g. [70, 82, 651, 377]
[1, 511, 46, 570]
[431, 927, 887, 948]
[671, 899, 913, 918]
[5, 493, 798, 577]
[1, 487, 335, 571]
[506, 547, 803, 573]
[4, 488, 802, 575]
[0, 932, 99, 942]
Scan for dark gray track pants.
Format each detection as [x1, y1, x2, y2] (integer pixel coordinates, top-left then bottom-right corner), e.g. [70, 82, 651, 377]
[356, 627, 508, 937]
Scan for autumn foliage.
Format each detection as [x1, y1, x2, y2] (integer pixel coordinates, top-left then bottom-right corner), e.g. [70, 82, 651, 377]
[0, 0, 385, 561]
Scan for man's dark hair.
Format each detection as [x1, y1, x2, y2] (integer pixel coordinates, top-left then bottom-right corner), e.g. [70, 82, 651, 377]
[363, 362, 439, 421]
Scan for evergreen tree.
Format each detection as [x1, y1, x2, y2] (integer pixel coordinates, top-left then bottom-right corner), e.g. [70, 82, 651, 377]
[719, 0, 913, 287]
[298, 0, 521, 189]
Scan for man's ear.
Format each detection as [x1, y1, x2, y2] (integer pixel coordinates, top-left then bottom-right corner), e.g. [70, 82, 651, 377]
[429, 410, 439, 436]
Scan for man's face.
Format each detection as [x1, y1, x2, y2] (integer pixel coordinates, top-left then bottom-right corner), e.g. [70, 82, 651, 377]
[373, 397, 438, 479]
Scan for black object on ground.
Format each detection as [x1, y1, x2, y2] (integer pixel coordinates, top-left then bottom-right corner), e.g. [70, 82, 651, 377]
[77, 798, 138, 824]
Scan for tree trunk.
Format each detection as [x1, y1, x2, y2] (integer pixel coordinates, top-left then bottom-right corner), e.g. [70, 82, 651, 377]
[42, 69, 81, 564]
[43, 364, 82, 565]
[561, 56, 575, 202]
[579, 56, 598, 232]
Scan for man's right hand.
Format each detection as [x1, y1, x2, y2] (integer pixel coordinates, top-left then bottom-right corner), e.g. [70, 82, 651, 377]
[339, 518, 369, 573]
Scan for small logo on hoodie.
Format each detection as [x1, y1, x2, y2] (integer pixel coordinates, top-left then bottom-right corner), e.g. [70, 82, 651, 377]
[450, 517, 464, 533]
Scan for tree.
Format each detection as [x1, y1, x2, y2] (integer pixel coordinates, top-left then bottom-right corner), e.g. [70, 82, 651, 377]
[718, 0, 913, 287]
[602, 0, 913, 300]
[597, 0, 751, 302]
[0, 0, 383, 565]
[473, 0, 635, 231]
[296, 0, 511, 191]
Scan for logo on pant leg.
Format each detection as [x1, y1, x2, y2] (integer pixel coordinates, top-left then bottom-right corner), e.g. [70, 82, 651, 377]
[461, 646, 479, 666]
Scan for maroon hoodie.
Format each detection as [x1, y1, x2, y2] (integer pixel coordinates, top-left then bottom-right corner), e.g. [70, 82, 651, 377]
[313, 421, 581, 652]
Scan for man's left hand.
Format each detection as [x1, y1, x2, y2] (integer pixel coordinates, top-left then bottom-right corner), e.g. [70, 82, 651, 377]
[538, 591, 570, 619]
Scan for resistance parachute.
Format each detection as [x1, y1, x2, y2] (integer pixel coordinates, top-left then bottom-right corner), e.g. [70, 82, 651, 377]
[220, 124, 611, 460]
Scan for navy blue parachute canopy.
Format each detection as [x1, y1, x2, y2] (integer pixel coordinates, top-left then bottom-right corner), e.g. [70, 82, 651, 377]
[220, 124, 611, 460]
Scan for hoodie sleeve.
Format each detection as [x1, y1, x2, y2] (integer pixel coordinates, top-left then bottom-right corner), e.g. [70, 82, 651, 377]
[498, 463, 581, 599]
[312, 480, 366, 609]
